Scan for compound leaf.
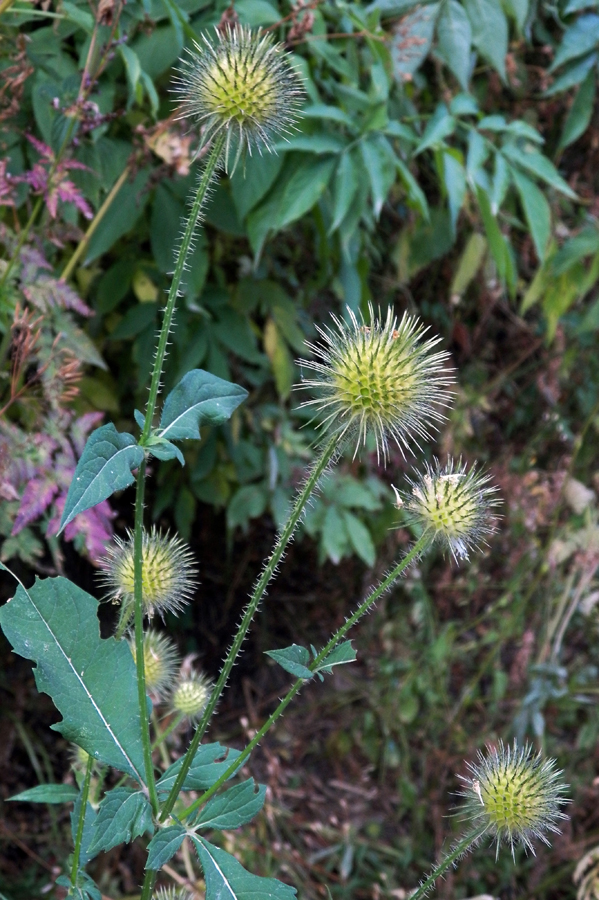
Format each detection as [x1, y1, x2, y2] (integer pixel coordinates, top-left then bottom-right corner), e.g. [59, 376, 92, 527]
[159, 370, 248, 442]
[0, 577, 146, 784]
[194, 779, 267, 830]
[59, 424, 144, 531]
[88, 786, 154, 855]
[191, 835, 297, 900]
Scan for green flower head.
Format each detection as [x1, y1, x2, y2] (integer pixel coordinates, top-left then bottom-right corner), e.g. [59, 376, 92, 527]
[298, 304, 454, 462]
[128, 629, 180, 696]
[173, 24, 303, 171]
[459, 740, 569, 859]
[170, 669, 212, 723]
[396, 457, 500, 561]
[99, 527, 198, 620]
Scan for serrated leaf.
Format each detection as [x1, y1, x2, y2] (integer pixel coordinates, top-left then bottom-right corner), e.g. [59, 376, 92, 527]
[55, 872, 101, 900]
[464, 0, 508, 80]
[436, 0, 472, 89]
[313, 641, 357, 676]
[146, 824, 187, 870]
[0, 577, 146, 784]
[88, 786, 154, 855]
[156, 743, 245, 792]
[194, 779, 266, 830]
[265, 644, 313, 679]
[59, 424, 144, 531]
[501, 144, 577, 199]
[8, 783, 79, 804]
[191, 835, 297, 900]
[159, 370, 248, 442]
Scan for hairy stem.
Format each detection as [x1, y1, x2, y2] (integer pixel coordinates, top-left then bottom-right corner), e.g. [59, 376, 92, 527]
[133, 460, 159, 814]
[69, 753, 94, 891]
[141, 135, 225, 445]
[408, 824, 489, 900]
[179, 531, 431, 821]
[140, 867, 157, 900]
[159, 434, 340, 821]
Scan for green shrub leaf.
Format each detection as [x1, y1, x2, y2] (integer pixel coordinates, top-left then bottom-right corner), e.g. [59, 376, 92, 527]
[436, 0, 472, 89]
[193, 779, 267, 830]
[191, 835, 297, 900]
[0, 577, 146, 784]
[59, 424, 144, 531]
[159, 370, 248, 442]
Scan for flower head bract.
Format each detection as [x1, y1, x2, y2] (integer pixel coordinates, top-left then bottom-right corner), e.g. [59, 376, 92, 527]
[99, 527, 198, 620]
[298, 304, 454, 461]
[173, 25, 303, 172]
[396, 457, 500, 562]
[458, 740, 569, 859]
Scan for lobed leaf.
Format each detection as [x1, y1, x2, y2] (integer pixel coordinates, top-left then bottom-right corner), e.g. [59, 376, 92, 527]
[193, 779, 267, 830]
[191, 835, 297, 900]
[156, 742, 245, 792]
[0, 577, 146, 784]
[159, 369, 248, 442]
[59, 424, 144, 532]
[87, 786, 154, 855]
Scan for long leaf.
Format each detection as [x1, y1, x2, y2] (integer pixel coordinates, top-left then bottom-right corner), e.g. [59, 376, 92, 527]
[0, 577, 146, 784]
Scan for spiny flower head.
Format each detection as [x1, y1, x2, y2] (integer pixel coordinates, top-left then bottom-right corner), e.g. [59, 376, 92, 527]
[152, 889, 194, 900]
[298, 304, 454, 462]
[170, 669, 212, 722]
[128, 629, 180, 696]
[173, 25, 303, 171]
[459, 740, 569, 858]
[396, 457, 500, 561]
[98, 527, 198, 619]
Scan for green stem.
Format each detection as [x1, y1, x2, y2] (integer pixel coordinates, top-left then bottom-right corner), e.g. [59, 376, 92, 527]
[140, 868, 157, 900]
[69, 753, 94, 891]
[152, 711, 185, 751]
[408, 824, 489, 900]
[60, 165, 131, 282]
[141, 135, 225, 445]
[159, 433, 340, 821]
[179, 531, 432, 821]
[133, 460, 159, 815]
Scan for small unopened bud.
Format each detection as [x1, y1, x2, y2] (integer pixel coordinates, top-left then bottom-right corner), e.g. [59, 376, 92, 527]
[401, 457, 500, 561]
[171, 670, 212, 722]
[99, 527, 198, 620]
[298, 304, 454, 462]
[459, 740, 569, 858]
[128, 629, 179, 696]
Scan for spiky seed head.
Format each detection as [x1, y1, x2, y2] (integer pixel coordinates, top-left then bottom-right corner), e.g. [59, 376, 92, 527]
[171, 669, 212, 722]
[396, 457, 500, 561]
[458, 740, 569, 859]
[152, 889, 194, 900]
[173, 25, 303, 172]
[297, 304, 454, 462]
[128, 629, 180, 696]
[98, 527, 198, 619]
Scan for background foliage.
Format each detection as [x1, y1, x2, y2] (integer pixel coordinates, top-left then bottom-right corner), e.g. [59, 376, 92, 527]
[1, 0, 599, 896]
